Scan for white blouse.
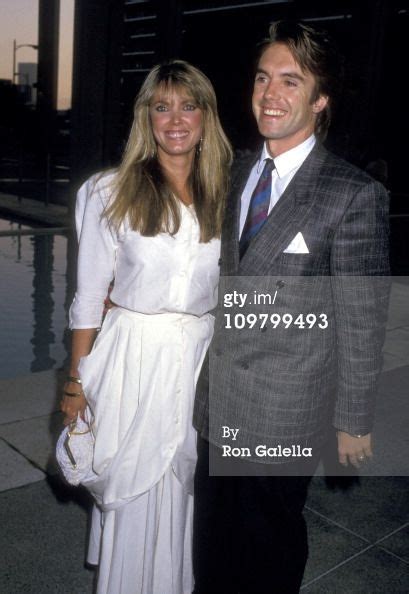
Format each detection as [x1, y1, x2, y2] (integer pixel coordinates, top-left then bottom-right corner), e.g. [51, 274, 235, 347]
[69, 172, 221, 329]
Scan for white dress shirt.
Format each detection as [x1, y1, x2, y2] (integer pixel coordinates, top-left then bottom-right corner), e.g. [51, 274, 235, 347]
[239, 135, 316, 236]
[69, 172, 221, 328]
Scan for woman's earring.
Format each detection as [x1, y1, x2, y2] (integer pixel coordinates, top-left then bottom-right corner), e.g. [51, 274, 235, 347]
[198, 137, 203, 153]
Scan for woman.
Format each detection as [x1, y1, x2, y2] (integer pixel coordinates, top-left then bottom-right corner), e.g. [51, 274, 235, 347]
[61, 60, 232, 594]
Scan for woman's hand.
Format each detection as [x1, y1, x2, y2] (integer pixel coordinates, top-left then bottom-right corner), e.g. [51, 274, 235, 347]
[62, 328, 99, 424]
[60, 380, 87, 425]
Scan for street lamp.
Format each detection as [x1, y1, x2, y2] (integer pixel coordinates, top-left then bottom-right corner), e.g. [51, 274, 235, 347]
[12, 39, 38, 84]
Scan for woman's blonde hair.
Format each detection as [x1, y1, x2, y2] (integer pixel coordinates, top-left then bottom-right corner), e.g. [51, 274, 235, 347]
[105, 60, 233, 242]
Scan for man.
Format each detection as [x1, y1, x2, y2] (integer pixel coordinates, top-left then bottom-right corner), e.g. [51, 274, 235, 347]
[193, 21, 389, 594]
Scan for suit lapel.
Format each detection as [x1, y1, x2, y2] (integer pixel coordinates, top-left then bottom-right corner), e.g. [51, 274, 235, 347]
[222, 153, 259, 274]
[239, 143, 328, 271]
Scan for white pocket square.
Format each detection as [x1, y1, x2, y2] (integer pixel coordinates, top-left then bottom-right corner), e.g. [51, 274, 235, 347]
[283, 232, 309, 254]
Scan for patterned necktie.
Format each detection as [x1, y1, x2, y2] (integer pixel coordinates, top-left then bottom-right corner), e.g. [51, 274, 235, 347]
[240, 158, 275, 258]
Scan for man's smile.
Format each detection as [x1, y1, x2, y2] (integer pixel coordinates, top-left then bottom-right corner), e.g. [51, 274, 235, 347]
[262, 108, 286, 117]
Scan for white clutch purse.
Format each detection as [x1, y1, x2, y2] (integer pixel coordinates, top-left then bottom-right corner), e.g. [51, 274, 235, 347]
[56, 410, 95, 486]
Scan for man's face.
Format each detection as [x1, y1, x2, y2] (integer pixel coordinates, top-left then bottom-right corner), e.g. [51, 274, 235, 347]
[252, 42, 328, 157]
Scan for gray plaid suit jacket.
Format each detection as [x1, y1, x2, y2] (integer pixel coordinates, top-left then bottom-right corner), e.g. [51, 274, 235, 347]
[193, 142, 390, 457]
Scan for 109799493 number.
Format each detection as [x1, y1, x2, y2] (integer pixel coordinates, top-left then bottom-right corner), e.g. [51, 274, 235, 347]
[224, 313, 329, 330]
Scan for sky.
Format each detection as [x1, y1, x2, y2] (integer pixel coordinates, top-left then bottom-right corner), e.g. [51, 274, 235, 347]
[0, 0, 74, 109]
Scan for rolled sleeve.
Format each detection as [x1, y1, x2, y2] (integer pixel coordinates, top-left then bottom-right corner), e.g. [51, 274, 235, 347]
[69, 174, 118, 329]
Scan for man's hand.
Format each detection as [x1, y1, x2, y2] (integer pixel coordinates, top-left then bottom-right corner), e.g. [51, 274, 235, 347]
[337, 431, 372, 468]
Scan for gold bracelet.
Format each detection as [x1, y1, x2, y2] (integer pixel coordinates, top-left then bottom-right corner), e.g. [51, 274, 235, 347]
[63, 390, 84, 398]
[66, 376, 82, 385]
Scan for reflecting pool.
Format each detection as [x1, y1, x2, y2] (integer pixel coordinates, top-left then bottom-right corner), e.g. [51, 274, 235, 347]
[0, 218, 72, 379]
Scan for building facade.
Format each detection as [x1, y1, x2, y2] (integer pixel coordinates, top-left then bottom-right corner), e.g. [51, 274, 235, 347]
[70, 0, 408, 200]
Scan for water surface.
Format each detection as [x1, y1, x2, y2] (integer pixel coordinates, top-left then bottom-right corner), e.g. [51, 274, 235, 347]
[0, 218, 70, 379]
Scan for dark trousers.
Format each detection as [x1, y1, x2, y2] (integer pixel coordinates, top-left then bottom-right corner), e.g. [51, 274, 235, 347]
[193, 437, 316, 594]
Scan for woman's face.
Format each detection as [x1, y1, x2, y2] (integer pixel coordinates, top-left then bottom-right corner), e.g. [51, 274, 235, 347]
[149, 85, 203, 161]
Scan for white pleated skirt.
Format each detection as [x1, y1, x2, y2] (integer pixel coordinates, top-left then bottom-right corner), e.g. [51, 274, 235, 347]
[78, 307, 214, 594]
[89, 468, 193, 594]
